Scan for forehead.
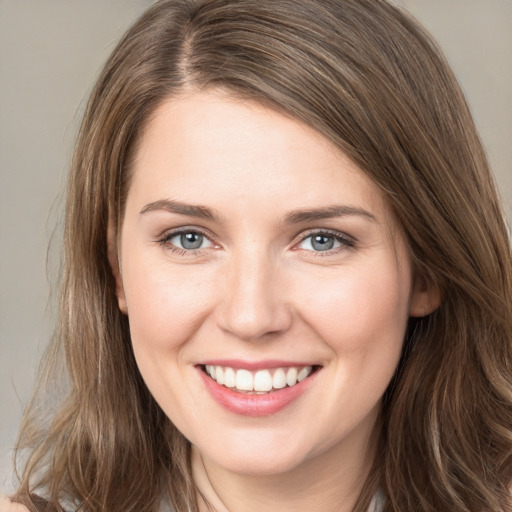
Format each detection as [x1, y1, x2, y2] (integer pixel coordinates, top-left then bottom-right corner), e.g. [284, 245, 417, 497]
[127, 90, 393, 226]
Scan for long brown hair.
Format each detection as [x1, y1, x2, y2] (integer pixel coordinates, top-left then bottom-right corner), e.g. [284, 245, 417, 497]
[14, 1, 512, 511]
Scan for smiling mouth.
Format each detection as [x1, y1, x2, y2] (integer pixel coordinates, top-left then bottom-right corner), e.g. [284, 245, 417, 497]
[201, 365, 319, 394]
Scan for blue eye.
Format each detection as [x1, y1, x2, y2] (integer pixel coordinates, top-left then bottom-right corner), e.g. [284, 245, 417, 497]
[166, 231, 213, 251]
[297, 232, 352, 253]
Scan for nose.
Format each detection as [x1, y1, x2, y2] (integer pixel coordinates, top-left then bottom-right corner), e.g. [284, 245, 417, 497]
[215, 249, 292, 342]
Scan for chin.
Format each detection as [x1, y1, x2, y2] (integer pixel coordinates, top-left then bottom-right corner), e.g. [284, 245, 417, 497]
[195, 429, 323, 477]
[212, 451, 309, 477]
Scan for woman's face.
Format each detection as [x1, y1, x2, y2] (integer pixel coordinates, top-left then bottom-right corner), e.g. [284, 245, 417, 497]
[114, 90, 431, 477]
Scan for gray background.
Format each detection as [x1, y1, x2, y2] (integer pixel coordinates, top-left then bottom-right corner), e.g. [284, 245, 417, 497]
[1, 0, 511, 493]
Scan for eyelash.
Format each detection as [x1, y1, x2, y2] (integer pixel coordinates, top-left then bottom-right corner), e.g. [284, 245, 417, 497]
[156, 227, 356, 256]
[296, 229, 356, 257]
[157, 227, 216, 256]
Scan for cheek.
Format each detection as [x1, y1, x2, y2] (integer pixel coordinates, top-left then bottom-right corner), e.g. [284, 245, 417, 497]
[120, 257, 220, 424]
[121, 257, 218, 353]
[296, 258, 412, 355]
[294, 260, 411, 432]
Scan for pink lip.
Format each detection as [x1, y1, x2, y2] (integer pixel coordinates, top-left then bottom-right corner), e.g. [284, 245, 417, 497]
[198, 359, 315, 371]
[197, 364, 318, 417]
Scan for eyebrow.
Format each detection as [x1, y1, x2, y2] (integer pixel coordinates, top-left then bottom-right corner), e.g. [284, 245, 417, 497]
[140, 199, 376, 224]
[140, 199, 221, 222]
[284, 205, 377, 224]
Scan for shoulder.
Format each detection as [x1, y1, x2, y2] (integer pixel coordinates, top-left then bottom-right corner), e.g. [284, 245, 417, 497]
[0, 496, 30, 512]
[0, 495, 63, 512]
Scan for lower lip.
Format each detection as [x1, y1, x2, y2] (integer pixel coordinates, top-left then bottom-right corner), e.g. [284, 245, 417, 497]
[198, 367, 316, 417]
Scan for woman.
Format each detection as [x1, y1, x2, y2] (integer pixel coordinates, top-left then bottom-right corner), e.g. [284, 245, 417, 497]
[3, 0, 512, 510]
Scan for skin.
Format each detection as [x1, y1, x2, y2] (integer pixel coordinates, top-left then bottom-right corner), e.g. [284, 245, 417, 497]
[0, 497, 29, 512]
[110, 90, 438, 512]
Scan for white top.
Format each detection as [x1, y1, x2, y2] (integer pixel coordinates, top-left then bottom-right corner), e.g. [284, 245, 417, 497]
[368, 489, 386, 511]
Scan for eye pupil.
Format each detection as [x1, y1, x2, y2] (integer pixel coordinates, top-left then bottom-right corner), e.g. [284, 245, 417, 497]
[312, 234, 334, 251]
[181, 232, 203, 250]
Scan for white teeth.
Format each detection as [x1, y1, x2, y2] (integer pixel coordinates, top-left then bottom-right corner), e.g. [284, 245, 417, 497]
[297, 366, 312, 382]
[254, 370, 273, 392]
[272, 368, 287, 389]
[224, 367, 236, 388]
[206, 365, 216, 379]
[205, 365, 315, 393]
[236, 369, 253, 391]
[286, 367, 298, 386]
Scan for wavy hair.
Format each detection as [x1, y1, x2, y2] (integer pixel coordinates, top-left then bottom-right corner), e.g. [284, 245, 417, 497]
[14, 1, 512, 511]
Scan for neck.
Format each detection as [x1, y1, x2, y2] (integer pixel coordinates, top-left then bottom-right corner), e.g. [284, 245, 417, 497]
[191, 411, 379, 512]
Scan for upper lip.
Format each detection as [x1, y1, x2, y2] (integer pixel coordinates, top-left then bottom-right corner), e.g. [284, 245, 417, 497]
[196, 359, 321, 371]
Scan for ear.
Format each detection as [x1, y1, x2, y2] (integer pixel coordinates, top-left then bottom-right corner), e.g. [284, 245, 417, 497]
[107, 216, 128, 315]
[409, 273, 441, 318]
